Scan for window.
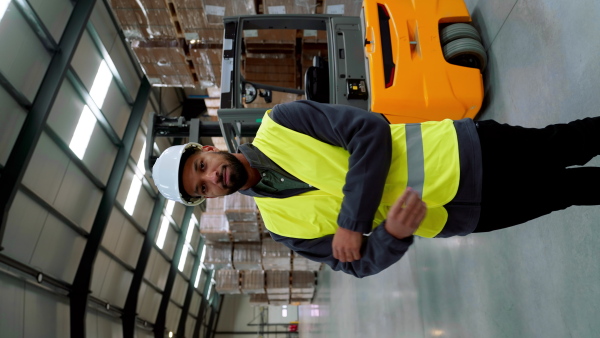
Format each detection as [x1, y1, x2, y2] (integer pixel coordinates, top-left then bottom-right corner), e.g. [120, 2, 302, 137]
[194, 244, 207, 288]
[123, 142, 146, 215]
[156, 200, 175, 249]
[0, 0, 11, 21]
[69, 60, 112, 159]
[177, 215, 197, 271]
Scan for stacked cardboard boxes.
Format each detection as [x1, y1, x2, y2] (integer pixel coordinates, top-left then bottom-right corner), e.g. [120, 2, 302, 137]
[263, 0, 317, 14]
[215, 269, 241, 294]
[204, 243, 233, 270]
[266, 270, 290, 305]
[291, 271, 316, 303]
[323, 0, 363, 16]
[262, 237, 292, 270]
[232, 243, 263, 270]
[241, 270, 266, 294]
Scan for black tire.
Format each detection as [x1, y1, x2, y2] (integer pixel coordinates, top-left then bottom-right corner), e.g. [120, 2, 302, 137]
[441, 23, 481, 45]
[443, 38, 487, 71]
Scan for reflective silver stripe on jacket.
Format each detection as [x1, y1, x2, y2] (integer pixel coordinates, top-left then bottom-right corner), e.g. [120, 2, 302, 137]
[405, 124, 424, 196]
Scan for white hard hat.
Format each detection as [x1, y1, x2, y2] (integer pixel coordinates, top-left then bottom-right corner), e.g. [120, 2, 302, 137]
[152, 142, 205, 206]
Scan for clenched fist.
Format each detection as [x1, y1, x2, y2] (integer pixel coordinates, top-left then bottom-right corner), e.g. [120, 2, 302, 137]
[385, 187, 427, 239]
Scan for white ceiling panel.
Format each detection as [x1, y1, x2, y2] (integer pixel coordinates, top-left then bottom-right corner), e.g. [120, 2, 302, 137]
[130, 184, 154, 229]
[0, 272, 25, 337]
[82, 122, 118, 185]
[185, 314, 196, 338]
[85, 308, 99, 338]
[161, 224, 178, 260]
[29, 213, 87, 284]
[138, 281, 161, 322]
[171, 273, 187, 305]
[0, 3, 51, 101]
[108, 36, 142, 99]
[102, 207, 126, 253]
[23, 283, 70, 338]
[53, 161, 102, 232]
[89, 1, 119, 57]
[0, 88, 26, 166]
[90, 250, 111, 297]
[28, 0, 72, 42]
[101, 80, 131, 138]
[47, 80, 86, 147]
[116, 167, 135, 207]
[100, 259, 133, 308]
[96, 310, 124, 338]
[114, 219, 144, 267]
[189, 291, 201, 316]
[71, 31, 103, 93]
[149, 250, 170, 291]
[165, 301, 182, 333]
[3, 191, 47, 264]
[22, 132, 70, 204]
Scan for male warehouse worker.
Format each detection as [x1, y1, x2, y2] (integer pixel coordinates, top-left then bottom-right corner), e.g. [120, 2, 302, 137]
[152, 100, 600, 278]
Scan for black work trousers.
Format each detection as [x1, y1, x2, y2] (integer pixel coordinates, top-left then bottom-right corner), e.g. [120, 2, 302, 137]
[473, 117, 600, 233]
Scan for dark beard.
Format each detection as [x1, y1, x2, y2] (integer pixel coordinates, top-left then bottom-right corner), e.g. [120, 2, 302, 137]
[219, 151, 249, 194]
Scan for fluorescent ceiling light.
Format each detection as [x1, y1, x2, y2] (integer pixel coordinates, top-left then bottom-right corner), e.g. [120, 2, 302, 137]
[137, 142, 146, 173]
[200, 245, 206, 263]
[0, 0, 10, 21]
[89, 60, 112, 108]
[165, 200, 175, 215]
[124, 176, 142, 215]
[69, 106, 97, 159]
[156, 216, 170, 249]
[194, 265, 202, 288]
[184, 220, 194, 245]
[178, 248, 188, 271]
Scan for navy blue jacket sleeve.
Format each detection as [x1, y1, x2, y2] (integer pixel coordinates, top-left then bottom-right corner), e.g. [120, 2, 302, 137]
[269, 223, 413, 278]
[270, 100, 392, 234]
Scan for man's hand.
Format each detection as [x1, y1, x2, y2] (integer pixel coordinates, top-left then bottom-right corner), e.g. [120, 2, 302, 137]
[385, 188, 427, 239]
[332, 227, 363, 263]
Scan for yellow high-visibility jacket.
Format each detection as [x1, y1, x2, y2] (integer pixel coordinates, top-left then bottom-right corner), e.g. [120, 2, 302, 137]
[252, 110, 461, 239]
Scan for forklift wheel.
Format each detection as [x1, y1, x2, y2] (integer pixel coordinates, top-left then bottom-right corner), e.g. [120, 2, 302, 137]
[441, 23, 482, 45]
[443, 38, 487, 71]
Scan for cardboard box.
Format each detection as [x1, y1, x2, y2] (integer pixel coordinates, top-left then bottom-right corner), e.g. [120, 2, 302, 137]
[263, 0, 317, 14]
[323, 0, 363, 16]
[202, 0, 255, 26]
[132, 40, 197, 87]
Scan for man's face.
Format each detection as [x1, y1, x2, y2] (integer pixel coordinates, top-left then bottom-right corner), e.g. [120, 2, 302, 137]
[181, 148, 248, 198]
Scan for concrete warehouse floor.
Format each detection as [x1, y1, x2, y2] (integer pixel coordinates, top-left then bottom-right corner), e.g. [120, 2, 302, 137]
[298, 0, 600, 337]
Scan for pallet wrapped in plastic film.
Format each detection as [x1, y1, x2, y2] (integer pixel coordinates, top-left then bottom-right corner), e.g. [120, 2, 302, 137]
[229, 220, 259, 233]
[249, 293, 269, 305]
[224, 193, 257, 222]
[199, 213, 230, 243]
[262, 237, 291, 270]
[263, 0, 317, 14]
[201, 0, 255, 26]
[292, 251, 323, 271]
[232, 231, 261, 242]
[241, 270, 266, 294]
[204, 196, 225, 213]
[290, 298, 313, 305]
[204, 243, 232, 270]
[266, 270, 290, 294]
[291, 271, 315, 298]
[233, 243, 262, 270]
[215, 269, 241, 294]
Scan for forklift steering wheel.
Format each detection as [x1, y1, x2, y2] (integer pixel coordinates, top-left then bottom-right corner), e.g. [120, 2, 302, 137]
[243, 82, 257, 104]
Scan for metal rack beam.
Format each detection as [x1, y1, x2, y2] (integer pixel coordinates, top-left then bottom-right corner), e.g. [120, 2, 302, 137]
[70, 76, 150, 337]
[0, 0, 95, 252]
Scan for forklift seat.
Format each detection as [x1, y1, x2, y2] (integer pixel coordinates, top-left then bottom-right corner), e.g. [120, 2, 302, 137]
[304, 57, 330, 103]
